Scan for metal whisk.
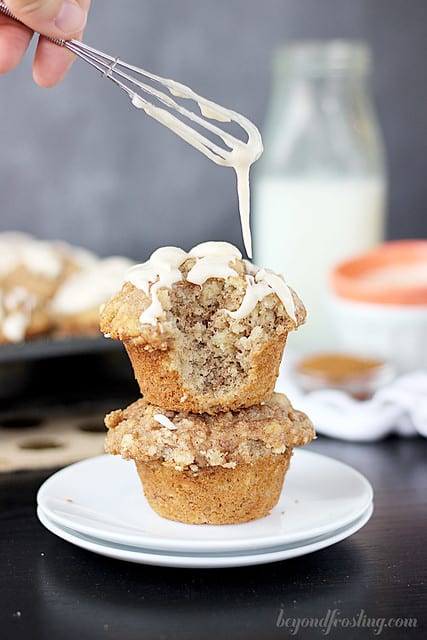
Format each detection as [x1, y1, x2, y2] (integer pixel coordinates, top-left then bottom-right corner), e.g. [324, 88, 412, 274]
[0, 2, 262, 166]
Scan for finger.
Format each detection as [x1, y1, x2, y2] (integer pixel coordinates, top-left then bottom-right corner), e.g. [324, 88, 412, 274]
[0, 15, 32, 74]
[8, 1, 91, 87]
[33, 31, 82, 87]
[7, 0, 88, 39]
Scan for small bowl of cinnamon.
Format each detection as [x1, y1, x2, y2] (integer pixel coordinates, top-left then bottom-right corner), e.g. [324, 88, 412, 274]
[295, 352, 395, 400]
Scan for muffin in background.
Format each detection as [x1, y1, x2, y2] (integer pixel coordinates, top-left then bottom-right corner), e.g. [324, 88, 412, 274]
[0, 233, 95, 344]
[51, 256, 134, 336]
[0, 231, 134, 344]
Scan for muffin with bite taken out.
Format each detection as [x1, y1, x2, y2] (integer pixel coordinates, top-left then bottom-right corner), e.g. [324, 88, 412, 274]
[100, 242, 306, 415]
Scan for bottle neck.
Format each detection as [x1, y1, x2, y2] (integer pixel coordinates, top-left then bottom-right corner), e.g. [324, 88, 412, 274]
[271, 65, 371, 108]
[259, 56, 385, 177]
[273, 40, 372, 78]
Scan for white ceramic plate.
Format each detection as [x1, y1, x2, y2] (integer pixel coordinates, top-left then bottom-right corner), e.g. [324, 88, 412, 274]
[37, 451, 373, 553]
[37, 502, 373, 568]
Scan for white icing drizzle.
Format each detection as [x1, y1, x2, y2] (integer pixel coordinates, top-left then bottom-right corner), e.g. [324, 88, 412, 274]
[138, 281, 169, 325]
[21, 243, 63, 278]
[2, 312, 28, 342]
[4, 286, 31, 311]
[51, 257, 133, 315]
[153, 414, 177, 430]
[0, 287, 36, 342]
[128, 248, 187, 325]
[0, 233, 63, 278]
[227, 270, 296, 323]
[186, 257, 238, 286]
[243, 259, 259, 276]
[0, 233, 33, 276]
[256, 269, 297, 323]
[226, 275, 271, 319]
[131, 77, 263, 258]
[199, 103, 232, 123]
[186, 242, 243, 286]
[124, 242, 296, 327]
[188, 242, 241, 259]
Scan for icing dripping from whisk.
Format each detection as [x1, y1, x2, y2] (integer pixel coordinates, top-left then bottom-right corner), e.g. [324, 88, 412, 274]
[131, 82, 263, 259]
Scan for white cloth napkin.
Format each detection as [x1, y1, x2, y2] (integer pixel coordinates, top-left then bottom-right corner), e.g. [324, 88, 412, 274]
[276, 358, 427, 441]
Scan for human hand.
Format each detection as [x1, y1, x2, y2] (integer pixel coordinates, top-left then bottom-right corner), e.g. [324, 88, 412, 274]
[0, 0, 90, 87]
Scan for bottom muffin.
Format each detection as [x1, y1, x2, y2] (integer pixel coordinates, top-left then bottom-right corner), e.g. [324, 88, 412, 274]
[135, 452, 293, 524]
[104, 393, 315, 525]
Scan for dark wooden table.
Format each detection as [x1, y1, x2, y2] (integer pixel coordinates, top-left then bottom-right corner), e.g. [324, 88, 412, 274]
[0, 351, 425, 639]
[1, 433, 426, 640]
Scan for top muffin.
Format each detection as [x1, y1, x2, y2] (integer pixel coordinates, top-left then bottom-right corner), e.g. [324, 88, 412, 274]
[100, 242, 306, 413]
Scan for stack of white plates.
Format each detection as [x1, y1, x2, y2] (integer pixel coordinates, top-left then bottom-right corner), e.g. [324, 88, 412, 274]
[37, 451, 373, 569]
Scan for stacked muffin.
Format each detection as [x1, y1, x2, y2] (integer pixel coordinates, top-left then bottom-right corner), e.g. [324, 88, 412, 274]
[101, 242, 315, 524]
[0, 232, 134, 343]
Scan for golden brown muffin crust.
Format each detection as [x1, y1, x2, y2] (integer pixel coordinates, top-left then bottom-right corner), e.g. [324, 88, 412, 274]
[135, 452, 293, 524]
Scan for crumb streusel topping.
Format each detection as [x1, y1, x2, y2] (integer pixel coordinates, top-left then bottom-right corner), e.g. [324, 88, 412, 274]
[105, 392, 315, 471]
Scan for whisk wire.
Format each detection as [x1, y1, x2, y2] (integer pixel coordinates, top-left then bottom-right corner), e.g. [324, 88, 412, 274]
[0, 1, 260, 165]
[0, 1, 263, 257]
[60, 37, 238, 160]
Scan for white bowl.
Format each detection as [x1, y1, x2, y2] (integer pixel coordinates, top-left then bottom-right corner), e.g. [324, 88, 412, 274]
[329, 294, 427, 372]
[329, 240, 427, 373]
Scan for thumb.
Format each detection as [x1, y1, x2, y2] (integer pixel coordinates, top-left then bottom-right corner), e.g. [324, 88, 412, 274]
[7, 0, 87, 38]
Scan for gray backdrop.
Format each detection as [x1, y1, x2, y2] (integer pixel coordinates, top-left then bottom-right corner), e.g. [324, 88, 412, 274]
[0, 0, 426, 260]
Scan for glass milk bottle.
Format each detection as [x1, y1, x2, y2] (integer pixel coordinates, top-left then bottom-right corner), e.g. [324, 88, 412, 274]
[253, 41, 387, 352]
